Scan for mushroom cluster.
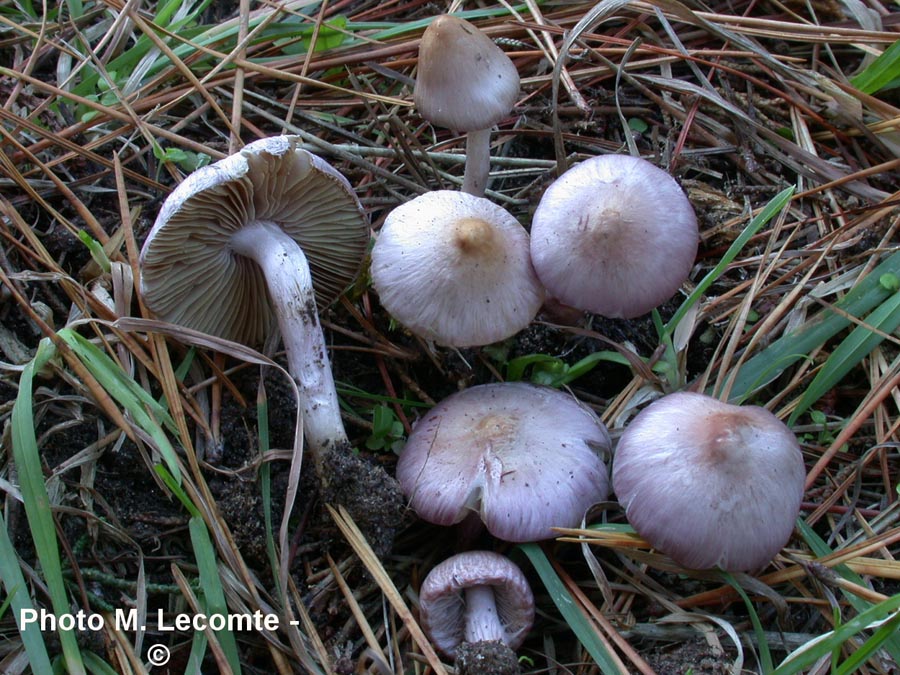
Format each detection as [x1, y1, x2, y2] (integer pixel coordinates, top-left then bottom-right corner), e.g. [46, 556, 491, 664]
[136, 17, 806, 672]
[382, 23, 709, 666]
[395, 14, 700, 343]
[397, 382, 610, 672]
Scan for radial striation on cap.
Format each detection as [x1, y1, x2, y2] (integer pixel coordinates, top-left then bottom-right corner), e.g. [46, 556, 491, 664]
[397, 382, 611, 542]
[612, 391, 806, 571]
[371, 191, 544, 347]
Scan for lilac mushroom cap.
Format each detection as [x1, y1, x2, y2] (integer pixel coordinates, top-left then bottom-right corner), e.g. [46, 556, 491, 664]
[396, 382, 611, 541]
[414, 15, 520, 196]
[371, 191, 544, 347]
[419, 550, 534, 660]
[612, 392, 806, 572]
[530, 154, 699, 319]
[414, 15, 519, 133]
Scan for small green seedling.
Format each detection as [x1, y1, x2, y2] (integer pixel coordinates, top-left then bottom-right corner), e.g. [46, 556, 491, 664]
[366, 405, 406, 453]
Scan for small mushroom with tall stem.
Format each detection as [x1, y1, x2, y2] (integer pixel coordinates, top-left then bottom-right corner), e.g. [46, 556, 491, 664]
[612, 391, 806, 571]
[530, 154, 699, 319]
[371, 190, 544, 347]
[414, 15, 520, 196]
[419, 550, 535, 675]
[140, 136, 402, 553]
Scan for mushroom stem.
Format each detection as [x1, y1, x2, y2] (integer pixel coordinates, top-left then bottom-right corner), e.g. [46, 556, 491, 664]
[464, 585, 506, 644]
[229, 220, 347, 467]
[462, 128, 492, 197]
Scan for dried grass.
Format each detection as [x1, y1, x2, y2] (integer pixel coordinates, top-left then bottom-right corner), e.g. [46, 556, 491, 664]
[0, 0, 898, 673]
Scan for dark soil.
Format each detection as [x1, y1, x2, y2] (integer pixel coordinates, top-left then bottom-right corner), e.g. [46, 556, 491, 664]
[642, 639, 734, 675]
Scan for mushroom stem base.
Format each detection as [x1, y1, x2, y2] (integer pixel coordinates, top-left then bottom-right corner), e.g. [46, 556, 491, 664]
[456, 640, 521, 675]
[321, 445, 403, 557]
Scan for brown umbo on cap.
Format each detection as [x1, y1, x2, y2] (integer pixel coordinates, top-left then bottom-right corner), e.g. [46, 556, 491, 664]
[414, 15, 519, 133]
[397, 382, 610, 541]
[371, 190, 543, 347]
[414, 15, 520, 196]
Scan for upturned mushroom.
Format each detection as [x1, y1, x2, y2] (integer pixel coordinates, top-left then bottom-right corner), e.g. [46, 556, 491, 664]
[140, 136, 402, 551]
[414, 15, 520, 196]
[612, 391, 806, 571]
[396, 382, 610, 541]
[419, 550, 534, 674]
[530, 154, 699, 319]
[371, 190, 544, 347]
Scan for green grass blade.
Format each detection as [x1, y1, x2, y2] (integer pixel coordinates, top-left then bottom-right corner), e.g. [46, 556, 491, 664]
[787, 286, 900, 424]
[796, 519, 900, 661]
[654, 308, 681, 387]
[257, 379, 281, 592]
[0, 513, 54, 673]
[72, 0, 212, 99]
[57, 329, 177, 431]
[771, 593, 900, 675]
[77, 231, 111, 274]
[150, 471, 240, 671]
[667, 186, 795, 337]
[850, 39, 900, 94]
[834, 609, 900, 675]
[1, 1, 38, 19]
[368, 3, 540, 40]
[81, 651, 123, 675]
[506, 351, 633, 387]
[189, 518, 242, 674]
[506, 354, 561, 382]
[726, 249, 900, 403]
[518, 543, 624, 673]
[185, 629, 210, 674]
[154, 465, 198, 517]
[56, 328, 182, 485]
[11, 338, 86, 675]
[336, 383, 430, 408]
[64, 0, 84, 18]
[155, 0, 209, 28]
[722, 572, 773, 673]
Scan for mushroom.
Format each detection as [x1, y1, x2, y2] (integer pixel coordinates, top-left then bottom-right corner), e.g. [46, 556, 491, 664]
[414, 15, 520, 196]
[530, 154, 699, 319]
[419, 550, 534, 674]
[140, 136, 402, 551]
[396, 382, 610, 541]
[612, 391, 806, 571]
[371, 190, 544, 347]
